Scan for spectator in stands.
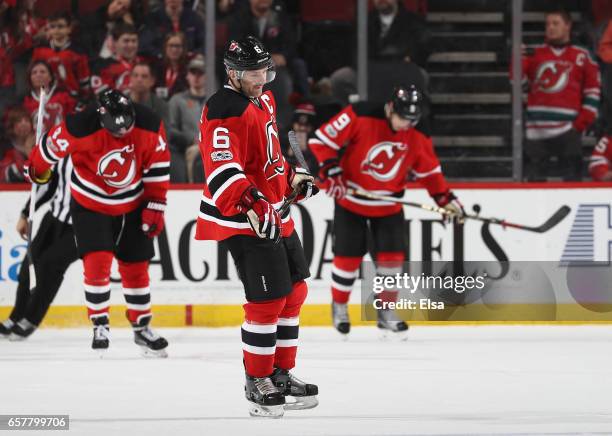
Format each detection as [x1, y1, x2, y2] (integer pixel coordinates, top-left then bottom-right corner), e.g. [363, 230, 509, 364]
[139, 0, 205, 59]
[22, 60, 76, 133]
[0, 107, 34, 183]
[154, 31, 189, 100]
[329, 0, 430, 106]
[280, 101, 319, 173]
[589, 133, 612, 181]
[79, 0, 147, 60]
[169, 55, 207, 183]
[90, 22, 142, 95]
[31, 12, 91, 100]
[228, 0, 308, 128]
[127, 61, 170, 129]
[0, 27, 16, 120]
[518, 9, 600, 181]
[597, 18, 612, 132]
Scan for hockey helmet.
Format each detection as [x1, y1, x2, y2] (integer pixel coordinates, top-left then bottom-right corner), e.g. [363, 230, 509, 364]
[223, 36, 275, 83]
[389, 85, 422, 125]
[97, 89, 136, 136]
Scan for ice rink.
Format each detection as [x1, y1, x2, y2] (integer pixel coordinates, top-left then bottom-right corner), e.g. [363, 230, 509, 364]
[2, 325, 612, 436]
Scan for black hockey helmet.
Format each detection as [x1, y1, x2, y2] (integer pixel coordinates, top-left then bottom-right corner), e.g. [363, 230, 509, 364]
[389, 85, 422, 125]
[97, 89, 135, 136]
[223, 36, 275, 83]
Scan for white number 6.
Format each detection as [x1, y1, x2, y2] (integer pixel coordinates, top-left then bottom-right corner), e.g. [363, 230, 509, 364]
[213, 127, 230, 149]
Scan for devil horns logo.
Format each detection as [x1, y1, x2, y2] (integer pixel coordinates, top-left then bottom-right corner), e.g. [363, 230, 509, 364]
[97, 144, 137, 188]
[361, 141, 407, 182]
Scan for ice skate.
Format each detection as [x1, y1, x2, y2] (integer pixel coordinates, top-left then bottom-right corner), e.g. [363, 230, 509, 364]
[271, 367, 319, 410]
[377, 308, 408, 341]
[8, 319, 36, 341]
[332, 302, 350, 337]
[132, 315, 168, 358]
[91, 315, 110, 356]
[0, 319, 14, 339]
[245, 374, 285, 418]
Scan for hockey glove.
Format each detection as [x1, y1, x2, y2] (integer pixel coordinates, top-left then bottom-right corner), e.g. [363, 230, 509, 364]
[23, 163, 52, 185]
[237, 186, 282, 243]
[433, 191, 466, 224]
[318, 159, 347, 200]
[288, 166, 319, 203]
[141, 200, 166, 238]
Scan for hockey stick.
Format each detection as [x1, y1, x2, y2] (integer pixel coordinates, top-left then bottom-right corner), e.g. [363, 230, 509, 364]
[348, 187, 571, 233]
[27, 87, 46, 291]
[278, 130, 309, 217]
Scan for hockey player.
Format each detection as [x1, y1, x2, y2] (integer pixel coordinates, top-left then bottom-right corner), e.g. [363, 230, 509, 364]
[309, 85, 464, 337]
[0, 157, 77, 340]
[24, 89, 170, 357]
[195, 36, 319, 418]
[589, 134, 612, 181]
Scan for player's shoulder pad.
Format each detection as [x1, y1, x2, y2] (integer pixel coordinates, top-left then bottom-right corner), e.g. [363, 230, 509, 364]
[205, 87, 250, 121]
[64, 104, 103, 137]
[352, 101, 385, 120]
[134, 103, 162, 133]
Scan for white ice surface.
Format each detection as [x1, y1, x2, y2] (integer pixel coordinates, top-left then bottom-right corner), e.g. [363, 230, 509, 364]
[1, 326, 612, 436]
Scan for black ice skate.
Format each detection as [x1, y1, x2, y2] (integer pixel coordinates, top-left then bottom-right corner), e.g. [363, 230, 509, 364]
[377, 308, 409, 340]
[331, 302, 350, 336]
[245, 374, 285, 418]
[9, 319, 36, 341]
[0, 319, 14, 339]
[271, 368, 319, 410]
[91, 315, 110, 355]
[132, 315, 168, 358]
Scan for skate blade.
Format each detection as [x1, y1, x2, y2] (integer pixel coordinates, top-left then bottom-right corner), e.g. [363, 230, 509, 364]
[248, 402, 284, 418]
[8, 334, 27, 342]
[284, 395, 318, 410]
[378, 328, 409, 342]
[139, 346, 168, 358]
[93, 348, 108, 359]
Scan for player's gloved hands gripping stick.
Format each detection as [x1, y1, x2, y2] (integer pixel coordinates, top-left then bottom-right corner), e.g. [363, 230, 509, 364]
[141, 200, 166, 238]
[237, 186, 282, 243]
[433, 191, 465, 224]
[289, 166, 319, 203]
[318, 159, 347, 200]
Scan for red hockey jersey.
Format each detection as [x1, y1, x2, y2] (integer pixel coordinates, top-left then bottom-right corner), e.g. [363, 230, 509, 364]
[589, 135, 612, 181]
[309, 102, 448, 217]
[520, 44, 600, 140]
[195, 86, 294, 241]
[32, 41, 91, 98]
[23, 84, 77, 133]
[27, 104, 170, 216]
[90, 56, 143, 95]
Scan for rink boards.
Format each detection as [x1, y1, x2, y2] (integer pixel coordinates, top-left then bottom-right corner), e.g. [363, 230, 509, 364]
[0, 183, 611, 326]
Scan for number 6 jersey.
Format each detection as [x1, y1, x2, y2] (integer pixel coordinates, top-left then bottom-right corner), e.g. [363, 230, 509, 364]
[27, 104, 170, 216]
[195, 85, 294, 241]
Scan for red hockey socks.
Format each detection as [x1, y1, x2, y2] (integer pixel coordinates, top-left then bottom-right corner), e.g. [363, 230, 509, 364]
[118, 260, 151, 324]
[242, 297, 285, 378]
[376, 252, 405, 303]
[274, 281, 308, 370]
[331, 256, 362, 304]
[83, 251, 113, 321]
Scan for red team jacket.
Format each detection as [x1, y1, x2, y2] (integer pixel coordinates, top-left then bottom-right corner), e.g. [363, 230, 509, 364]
[519, 44, 600, 139]
[27, 104, 170, 215]
[32, 41, 91, 98]
[309, 103, 448, 217]
[23, 84, 77, 133]
[589, 135, 612, 181]
[90, 56, 143, 95]
[195, 86, 294, 241]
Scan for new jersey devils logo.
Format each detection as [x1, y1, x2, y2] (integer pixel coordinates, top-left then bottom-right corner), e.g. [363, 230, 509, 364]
[97, 144, 136, 188]
[361, 142, 407, 182]
[534, 61, 572, 94]
[263, 120, 285, 180]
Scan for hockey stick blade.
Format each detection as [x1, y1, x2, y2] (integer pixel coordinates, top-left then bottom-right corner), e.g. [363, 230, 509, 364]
[287, 130, 309, 170]
[498, 205, 571, 233]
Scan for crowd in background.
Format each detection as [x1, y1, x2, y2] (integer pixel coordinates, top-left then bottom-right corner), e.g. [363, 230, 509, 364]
[0, 0, 611, 184]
